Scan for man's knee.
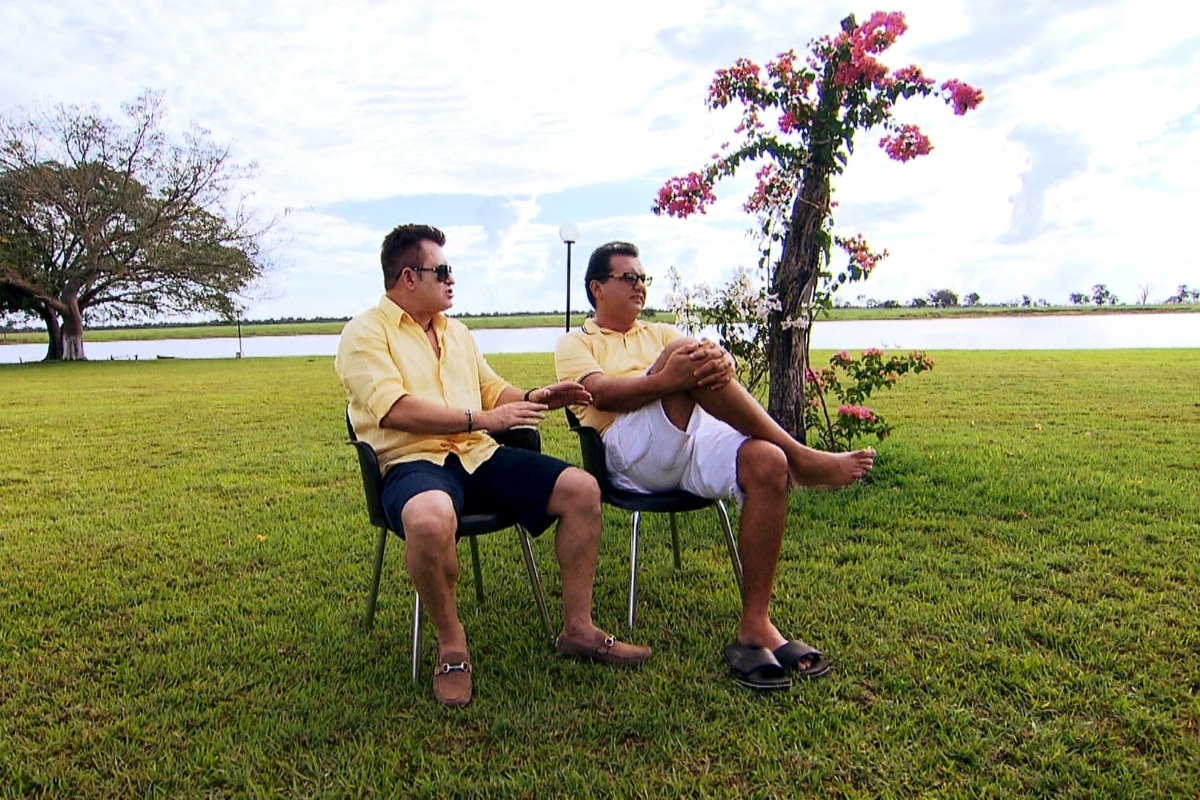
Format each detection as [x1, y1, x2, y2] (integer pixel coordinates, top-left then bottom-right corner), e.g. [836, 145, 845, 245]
[548, 467, 601, 517]
[648, 336, 698, 373]
[737, 440, 788, 492]
[663, 336, 699, 353]
[399, 490, 458, 542]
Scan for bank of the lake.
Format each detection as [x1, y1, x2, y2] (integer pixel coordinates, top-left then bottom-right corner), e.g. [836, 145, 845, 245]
[2, 305, 1197, 347]
[3, 312, 1200, 364]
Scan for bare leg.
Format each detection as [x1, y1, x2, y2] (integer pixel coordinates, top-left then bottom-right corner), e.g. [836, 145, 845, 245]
[545, 467, 652, 665]
[400, 490, 467, 653]
[732, 438, 789, 652]
[650, 338, 875, 488]
[543, 467, 602, 637]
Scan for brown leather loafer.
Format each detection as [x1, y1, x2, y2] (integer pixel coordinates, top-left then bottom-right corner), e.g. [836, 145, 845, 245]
[555, 630, 652, 667]
[432, 651, 472, 707]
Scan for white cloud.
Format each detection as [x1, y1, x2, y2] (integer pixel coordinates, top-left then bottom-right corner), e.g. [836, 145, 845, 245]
[2, 0, 1197, 317]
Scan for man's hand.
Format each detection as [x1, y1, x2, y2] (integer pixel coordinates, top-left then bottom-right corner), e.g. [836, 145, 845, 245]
[527, 381, 592, 410]
[656, 343, 706, 391]
[689, 338, 735, 390]
[477, 403, 547, 431]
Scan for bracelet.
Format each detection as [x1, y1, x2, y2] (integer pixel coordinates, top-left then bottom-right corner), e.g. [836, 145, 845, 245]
[465, 409, 473, 433]
[523, 389, 534, 402]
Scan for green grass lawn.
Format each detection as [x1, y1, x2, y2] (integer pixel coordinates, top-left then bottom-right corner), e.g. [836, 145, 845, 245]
[2, 351, 1198, 797]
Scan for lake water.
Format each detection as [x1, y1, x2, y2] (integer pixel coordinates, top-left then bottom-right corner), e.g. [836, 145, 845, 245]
[1, 313, 1197, 363]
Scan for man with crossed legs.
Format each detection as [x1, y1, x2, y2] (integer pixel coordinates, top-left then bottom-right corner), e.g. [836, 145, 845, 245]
[555, 241, 875, 689]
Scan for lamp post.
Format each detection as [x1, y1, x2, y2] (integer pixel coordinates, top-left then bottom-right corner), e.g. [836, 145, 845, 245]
[234, 304, 244, 359]
[559, 222, 580, 332]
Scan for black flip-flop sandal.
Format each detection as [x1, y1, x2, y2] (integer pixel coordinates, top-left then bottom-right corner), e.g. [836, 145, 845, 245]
[773, 640, 832, 679]
[722, 643, 791, 691]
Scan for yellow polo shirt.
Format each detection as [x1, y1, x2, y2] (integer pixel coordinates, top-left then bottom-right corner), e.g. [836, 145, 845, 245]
[555, 318, 683, 434]
[335, 296, 512, 475]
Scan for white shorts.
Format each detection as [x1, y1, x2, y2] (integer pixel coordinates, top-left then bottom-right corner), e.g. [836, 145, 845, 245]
[603, 400, 749, 505]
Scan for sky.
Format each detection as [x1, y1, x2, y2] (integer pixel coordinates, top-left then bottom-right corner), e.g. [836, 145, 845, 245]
[3, 0, 1198, 320]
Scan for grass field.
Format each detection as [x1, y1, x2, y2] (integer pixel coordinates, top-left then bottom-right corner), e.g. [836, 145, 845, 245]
[2, 350, 1199, 797]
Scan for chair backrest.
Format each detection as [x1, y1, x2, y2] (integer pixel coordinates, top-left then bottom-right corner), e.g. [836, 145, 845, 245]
[563, 407, 614, 493]
[346, 411, 390, 530]
[491, 425, 540, 454]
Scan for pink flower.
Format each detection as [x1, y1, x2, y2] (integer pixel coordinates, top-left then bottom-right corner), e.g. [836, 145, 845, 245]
[838, 404, 877, 422]
[863, 347, 883, 357]
[743, 163, 792, 215]
[654, 171, 717, 218]
[941, 79, 984, 115]
[707, 57, 763, 109]
[857, 11, 908, 53]
[829, 11, 907, 89]
[770, 49, 797, 76]
[880, 124, 933, 162]
[837, 233, 888, 274]
[833, 54, 888, 89]
[893, 65, 934, 88]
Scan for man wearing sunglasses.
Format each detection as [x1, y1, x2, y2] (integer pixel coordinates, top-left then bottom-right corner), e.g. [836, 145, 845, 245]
[555, 241, 876, 690]
[337, 224, 651, 707]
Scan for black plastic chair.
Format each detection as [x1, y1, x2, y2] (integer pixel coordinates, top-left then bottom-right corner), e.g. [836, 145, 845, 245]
[346, 413, 554, 681]
[564, 408, 743, 628]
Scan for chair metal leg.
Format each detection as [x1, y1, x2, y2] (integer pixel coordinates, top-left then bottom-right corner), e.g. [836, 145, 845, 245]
[517, 526, 554, 644]
[365, 525, 389, 631]
[469, 535, 485, 604]
[628, 510, 643, 628]
[669, 512, 682, 569]
[411, 592, 424, 683]
[715, 501, 743, 594]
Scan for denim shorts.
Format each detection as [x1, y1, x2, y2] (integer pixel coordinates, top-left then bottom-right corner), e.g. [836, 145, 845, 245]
[381, 446, 571, 537]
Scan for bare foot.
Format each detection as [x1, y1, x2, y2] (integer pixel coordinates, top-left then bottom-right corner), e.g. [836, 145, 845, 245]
[736, 619, 786, 652]
[787, 448, 875, 488]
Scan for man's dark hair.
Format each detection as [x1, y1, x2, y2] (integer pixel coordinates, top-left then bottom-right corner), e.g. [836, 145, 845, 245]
[381, 224, 446, 289]
[584, 241, 639, 307]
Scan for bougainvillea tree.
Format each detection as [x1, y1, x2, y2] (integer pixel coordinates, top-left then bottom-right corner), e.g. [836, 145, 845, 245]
[653, 12, 983, 441]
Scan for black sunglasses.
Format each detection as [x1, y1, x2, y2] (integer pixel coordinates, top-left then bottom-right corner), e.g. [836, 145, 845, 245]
[406, 264, 453, 283]
[602, 271, 652, 287]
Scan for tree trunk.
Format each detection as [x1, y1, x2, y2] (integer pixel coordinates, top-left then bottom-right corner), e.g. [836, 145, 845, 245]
[37, 306, 63, 361]
[767, 169, 830, 441]
[58, 295, 86, 361]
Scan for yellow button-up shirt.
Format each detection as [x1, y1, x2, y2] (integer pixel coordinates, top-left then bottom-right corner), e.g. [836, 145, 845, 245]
[554, 318, 683, 434]
[335, 296, 512, 475]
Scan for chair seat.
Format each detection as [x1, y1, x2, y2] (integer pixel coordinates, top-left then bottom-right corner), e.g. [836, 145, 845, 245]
[457, 512, 519, 538]
[603, 485, 716, 514]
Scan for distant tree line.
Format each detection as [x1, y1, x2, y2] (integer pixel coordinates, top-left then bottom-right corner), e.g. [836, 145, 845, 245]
[854, 282, 1198, 310]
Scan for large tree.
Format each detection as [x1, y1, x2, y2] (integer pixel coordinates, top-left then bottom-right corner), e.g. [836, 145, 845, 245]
[0, 91, 269, 360]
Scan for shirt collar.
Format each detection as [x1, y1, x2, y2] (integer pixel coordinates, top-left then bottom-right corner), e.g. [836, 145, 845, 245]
[378, 295, 441, 331]
[582, 317, 644, 336]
